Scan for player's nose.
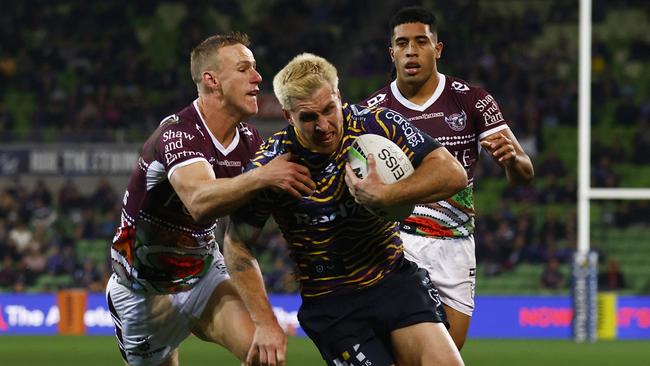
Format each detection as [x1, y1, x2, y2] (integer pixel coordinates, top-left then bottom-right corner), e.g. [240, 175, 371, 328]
[251, 69, 262, 84]
[406, 42, 417, 56]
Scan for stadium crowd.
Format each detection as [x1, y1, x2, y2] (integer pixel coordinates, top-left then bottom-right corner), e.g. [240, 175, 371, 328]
[1, 1, 649, 294]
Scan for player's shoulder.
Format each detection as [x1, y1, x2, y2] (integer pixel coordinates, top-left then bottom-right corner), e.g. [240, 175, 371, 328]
[345, 102, 397, 126]
[156, 103, 206, 141]
[359, 85, 392, 109]
[251, 127, 291, 166]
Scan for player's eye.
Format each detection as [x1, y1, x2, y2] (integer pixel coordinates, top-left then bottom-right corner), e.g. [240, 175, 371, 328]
[322, 106, 335, 115]
[299, 113, 318, 122]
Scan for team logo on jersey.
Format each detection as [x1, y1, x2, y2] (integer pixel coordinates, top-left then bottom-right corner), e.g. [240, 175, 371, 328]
[444, 110, 467, 131]
[350, 104, 371, 116]
[365, 93, 387, 108]
[451, 81, 470, 92]
[262, 140, 282, 158]
[239, 123, 254, 137]
[323, 162, 337, 176]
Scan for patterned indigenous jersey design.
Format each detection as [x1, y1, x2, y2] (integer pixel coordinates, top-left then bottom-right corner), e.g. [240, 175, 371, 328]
[111, 100, 262, 294]
[362, 73, 509, 238]
[232, 103, 441, 298]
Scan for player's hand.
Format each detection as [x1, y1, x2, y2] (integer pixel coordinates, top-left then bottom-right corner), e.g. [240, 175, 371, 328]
[480, 133, 518, 166]
[245, 322, 287, 366]
[344, 154, 388, 207]
[257, 152, 316, 199]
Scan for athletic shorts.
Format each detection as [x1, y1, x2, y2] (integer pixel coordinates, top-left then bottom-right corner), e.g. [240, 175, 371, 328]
[401, 232, 476, 316]
[298, 259, 447, 366]
[105, 252, 230, 366]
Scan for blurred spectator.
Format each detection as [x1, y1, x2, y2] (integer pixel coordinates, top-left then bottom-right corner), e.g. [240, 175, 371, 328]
[73, 259, 103, 292]
[633, 119, 650, 164]
[539, 258, 566, 290]
[0, 255, 18, 288]
[8, 218, 32, 254]
[537, 174, 565, 204]
[90, 177, 119, 214]
[598, 258, 627, 291]
[592, 156, 619, 187]
[22, 243, 46, 285]
[536, 151, 567, 178]
[58, 179, 86, 214]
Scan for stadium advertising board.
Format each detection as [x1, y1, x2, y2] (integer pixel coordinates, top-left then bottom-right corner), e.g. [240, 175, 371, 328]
[0, 294, 648, 338]
[0, 147, 139, 176]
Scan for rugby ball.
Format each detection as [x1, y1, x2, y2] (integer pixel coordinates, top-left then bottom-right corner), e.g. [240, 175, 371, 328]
[347, 134, 415, 221]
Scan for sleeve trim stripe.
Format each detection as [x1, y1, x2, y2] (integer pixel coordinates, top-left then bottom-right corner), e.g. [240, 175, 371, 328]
[167, 157, 209, 180]
[478, 124, 509, 140]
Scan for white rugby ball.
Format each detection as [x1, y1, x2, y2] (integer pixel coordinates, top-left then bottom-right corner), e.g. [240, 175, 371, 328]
[347, 134, 415, 221]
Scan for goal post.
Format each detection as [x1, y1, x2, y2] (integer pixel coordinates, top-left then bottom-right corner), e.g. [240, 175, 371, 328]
[574, 0, 650, 342]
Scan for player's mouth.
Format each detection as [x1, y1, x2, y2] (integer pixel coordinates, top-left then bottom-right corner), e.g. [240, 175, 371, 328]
[404, 62, 421, 75]
[316, 132, 336, 145]
[246, 89, 259, 98]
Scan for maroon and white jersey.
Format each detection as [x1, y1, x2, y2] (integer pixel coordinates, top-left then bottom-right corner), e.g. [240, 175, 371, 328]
[361, 73, 509, 238]
[111, 100, 263, 293]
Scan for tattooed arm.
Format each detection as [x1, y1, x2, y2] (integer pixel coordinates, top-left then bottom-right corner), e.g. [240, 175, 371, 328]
[224, 220, 287, 366]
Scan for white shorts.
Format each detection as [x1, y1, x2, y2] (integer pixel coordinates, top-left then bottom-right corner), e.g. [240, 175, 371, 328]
[106, 253, 230, 366]
[401, 232, 476, 316]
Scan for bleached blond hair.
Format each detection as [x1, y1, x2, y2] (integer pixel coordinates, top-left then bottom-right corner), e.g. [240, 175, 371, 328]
[272, 53, 339, 110]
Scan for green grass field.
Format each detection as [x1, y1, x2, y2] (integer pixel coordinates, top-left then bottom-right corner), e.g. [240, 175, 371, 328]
[0, 336, 647, 365]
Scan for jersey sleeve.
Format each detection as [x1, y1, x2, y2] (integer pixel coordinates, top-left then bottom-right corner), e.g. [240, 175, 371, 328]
[468, 87, 510, 140]
[362, 106, 442, 167]
[154, 115, 210, 180]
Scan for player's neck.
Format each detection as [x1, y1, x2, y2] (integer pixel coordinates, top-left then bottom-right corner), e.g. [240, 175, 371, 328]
[396, 72, 440, 106]
[197, 95, 239, 146]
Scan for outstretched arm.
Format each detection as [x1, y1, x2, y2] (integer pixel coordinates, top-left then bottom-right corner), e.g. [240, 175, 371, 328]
[480, 128, 534, 185]
[171, 153, 315, 223]
[224, 220, 287, 366]
[345, 146, 467, 208]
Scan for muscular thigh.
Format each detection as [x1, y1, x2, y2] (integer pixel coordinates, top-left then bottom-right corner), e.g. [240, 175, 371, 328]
[402, 233, 476, 316]
[390, 322, 463, 366]
[106, 275, 190, 366]
[191, 280, 255, 361]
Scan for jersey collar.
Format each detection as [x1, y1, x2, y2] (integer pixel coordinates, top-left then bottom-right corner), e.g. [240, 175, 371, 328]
[192, 99, 240, 156]
[390, 72, 446, 112]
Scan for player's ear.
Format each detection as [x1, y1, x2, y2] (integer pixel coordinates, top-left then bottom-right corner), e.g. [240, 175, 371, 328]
[202, 71, 220, 90]
[435, 42, 444, 60]
[389, 46, 395, 62]
[282, 109, 294, 125]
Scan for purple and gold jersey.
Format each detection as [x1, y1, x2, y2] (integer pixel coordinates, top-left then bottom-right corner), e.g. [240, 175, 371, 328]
[361, 74, 509, 238]
[111, 100, 262, 294]
[232, 103, 441, 298]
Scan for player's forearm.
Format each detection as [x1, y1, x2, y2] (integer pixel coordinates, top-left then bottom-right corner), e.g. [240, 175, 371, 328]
[385, 149, 467, 205]
[188, 171, 265, 222]
[224, 232, 278, 326]
[504, 154, 534, 185]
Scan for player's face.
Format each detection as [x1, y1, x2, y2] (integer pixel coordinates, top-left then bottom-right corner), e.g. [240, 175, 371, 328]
[285, 83, 344, 155]
[390, 22, 442, 85]
[213, 44, 262, 118]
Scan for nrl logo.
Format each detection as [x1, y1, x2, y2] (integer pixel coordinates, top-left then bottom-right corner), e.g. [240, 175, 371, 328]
[444, 110, 467, 131]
